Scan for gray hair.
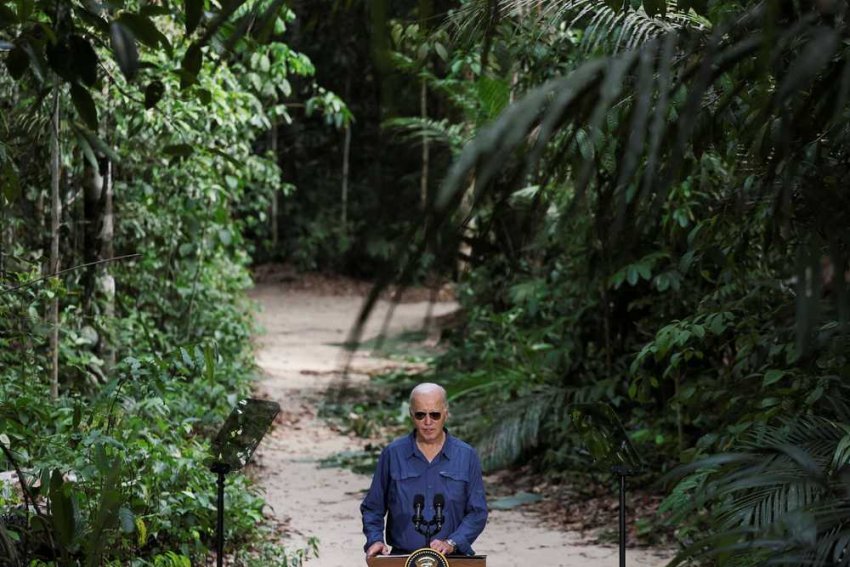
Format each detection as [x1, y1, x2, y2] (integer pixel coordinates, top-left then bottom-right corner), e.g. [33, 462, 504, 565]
[409, 383, 448, 409]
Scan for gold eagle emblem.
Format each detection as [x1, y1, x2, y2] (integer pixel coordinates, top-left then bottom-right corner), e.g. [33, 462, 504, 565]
[403, 548, 450, 567]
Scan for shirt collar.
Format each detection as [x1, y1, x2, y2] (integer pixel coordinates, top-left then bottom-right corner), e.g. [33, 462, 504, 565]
[407, 428, 454, 460]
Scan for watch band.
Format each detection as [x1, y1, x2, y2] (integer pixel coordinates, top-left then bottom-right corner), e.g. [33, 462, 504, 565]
[446, 538, 457, 552]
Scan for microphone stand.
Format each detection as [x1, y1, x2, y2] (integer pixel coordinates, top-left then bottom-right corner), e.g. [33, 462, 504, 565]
[412, 496, 445, 549]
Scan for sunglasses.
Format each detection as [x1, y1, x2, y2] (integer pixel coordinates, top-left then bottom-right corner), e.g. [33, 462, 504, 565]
[413, 411, 443, 421]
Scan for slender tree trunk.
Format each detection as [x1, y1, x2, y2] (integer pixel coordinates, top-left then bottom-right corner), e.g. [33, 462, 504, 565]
[100, 158, 115, 370]
[341, 124, 351, 226]
[341, 73, 352, 227]
[419, 0, 432, 211]
[49, 86, 61, 400]
[269, 123, 279, 250]
[82, 161, 103, 314]
[420, 78, 429, 210]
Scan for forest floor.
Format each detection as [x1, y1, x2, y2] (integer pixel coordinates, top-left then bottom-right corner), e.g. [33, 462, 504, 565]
[248, 271, 672, 567]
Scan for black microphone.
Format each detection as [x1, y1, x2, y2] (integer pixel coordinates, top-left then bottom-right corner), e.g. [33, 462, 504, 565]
[433, 493, 445, 526]
[412, 494, 425, 527]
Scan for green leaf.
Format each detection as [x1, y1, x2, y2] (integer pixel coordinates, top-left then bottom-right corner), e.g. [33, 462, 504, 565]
[1, 160, 20, 202]
[70, 35, 98, 87]
[5, 44, 28, 80]
[110, 22, 139, 80]
[50, 470, 77, 551]
[0, 5, 18, 28]
[144, 80, 165, 109]
[73, 124, 120, 164]
[180, 42, 202, 89]
[763, 369, 785, 387]
[164, 143, 194, 158]
[117, 13, 171, 52]
[185, 0, 204, 36]
[643, 0, 666, 17]
[477, 76, 510, 120]
[45, 39, 74, 82]
[70, 84, 98, 130]
[434, 42, 448, 62]
[196, 87, 212, 105]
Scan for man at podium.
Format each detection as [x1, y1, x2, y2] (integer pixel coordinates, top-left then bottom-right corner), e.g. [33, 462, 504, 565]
[361, 383, 488, 559]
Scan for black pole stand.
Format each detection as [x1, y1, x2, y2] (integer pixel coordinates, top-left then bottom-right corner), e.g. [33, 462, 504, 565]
[210, 463, 231, 567]
[569, 403, 645, 567]
[207, 398, 280, 567]
[618, 468, 627, 567]
[611, 464, 639, 567]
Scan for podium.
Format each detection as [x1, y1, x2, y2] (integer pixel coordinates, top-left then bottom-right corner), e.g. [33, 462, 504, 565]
[366, 555, 486, 567]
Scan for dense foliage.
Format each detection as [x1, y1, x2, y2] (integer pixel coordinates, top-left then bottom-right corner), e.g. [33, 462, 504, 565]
[0, 1, 332, 564]
[3, 0, 850, 565]
[336, 0, 850, 565]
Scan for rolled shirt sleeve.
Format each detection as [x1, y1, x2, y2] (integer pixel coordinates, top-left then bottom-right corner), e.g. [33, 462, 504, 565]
[447, 450, 487, 555]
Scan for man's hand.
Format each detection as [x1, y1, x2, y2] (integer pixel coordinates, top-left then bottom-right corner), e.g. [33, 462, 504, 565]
[366, 541, 390, 558]
[429, 539, 456, 555]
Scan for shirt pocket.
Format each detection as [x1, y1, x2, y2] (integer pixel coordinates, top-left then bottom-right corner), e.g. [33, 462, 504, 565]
[439, 469, 469, 504]
[389, 468, 421, 507]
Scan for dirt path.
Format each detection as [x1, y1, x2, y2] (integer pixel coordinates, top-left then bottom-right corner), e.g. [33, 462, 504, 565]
[250, 282, 671, 567]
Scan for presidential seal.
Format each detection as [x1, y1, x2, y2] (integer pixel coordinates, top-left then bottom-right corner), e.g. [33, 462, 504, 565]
[403, 547, 450, 567]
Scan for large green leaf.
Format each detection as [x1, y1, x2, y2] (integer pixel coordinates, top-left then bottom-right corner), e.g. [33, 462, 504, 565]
[185, 0, 204, 36]
[117, 12, 171, 52]
[69, 35, 98, 86]
[45, 38, 74, 82]
[5, 43, 28, 79]
[110, 22, 139, 80]
[70, 83, 98, 130]
[49, 470, 79, 552]
[180, 42, 203, 89]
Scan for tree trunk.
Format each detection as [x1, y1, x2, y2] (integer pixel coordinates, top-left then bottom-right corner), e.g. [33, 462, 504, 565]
[48, 86, 61, 400]
[82, 161, 103, 314]
[100, 157, 115, 370]
[341, 123, 351, 226]
[419, 0, 432, 211]
[341, 72, 352, 227]
[420, 78, 429, 210]
[269, 123, 279, 250]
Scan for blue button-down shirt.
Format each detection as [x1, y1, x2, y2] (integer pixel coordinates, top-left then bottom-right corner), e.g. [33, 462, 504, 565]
[361, 430, 488, 555]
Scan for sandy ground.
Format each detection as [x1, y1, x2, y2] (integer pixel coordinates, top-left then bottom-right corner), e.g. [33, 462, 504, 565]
[250, 283, 671, 567]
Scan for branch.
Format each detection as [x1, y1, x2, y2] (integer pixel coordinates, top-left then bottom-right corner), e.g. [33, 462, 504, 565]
[0, 254, 141, 295]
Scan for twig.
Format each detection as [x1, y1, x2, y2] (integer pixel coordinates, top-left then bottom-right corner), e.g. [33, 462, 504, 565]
[0, 254, 140, 295]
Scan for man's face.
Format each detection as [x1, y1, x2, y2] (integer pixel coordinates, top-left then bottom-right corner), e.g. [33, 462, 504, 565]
[410, 390, 448, 444]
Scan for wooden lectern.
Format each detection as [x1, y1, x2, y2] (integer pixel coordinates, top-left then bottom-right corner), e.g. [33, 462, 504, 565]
[366, 555, 486, 567]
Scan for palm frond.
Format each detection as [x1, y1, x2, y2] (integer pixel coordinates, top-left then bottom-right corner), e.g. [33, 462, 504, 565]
[382, 116, 470, 155]
[458, 386, 568, 471]
[667, 417, 850, 566]
[448, 0, 709, 52]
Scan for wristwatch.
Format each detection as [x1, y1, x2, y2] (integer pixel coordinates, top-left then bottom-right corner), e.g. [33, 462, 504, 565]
[446, 539, 457, 553]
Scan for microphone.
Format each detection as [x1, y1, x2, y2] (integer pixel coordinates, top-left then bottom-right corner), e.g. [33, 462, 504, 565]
[433, 493, 445, 527]
[412, 494, 425, 527]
